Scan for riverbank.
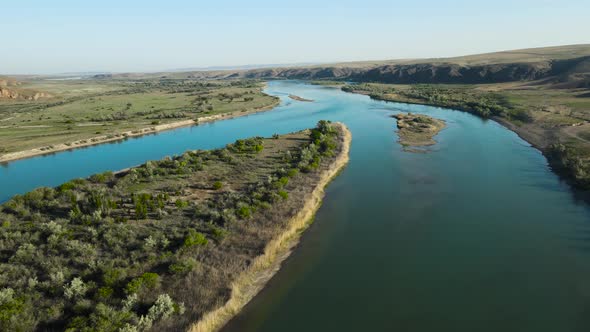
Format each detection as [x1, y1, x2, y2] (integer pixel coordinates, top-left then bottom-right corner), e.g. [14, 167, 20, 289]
[0, 99, 280, 163]
[189, 123, 351, 332]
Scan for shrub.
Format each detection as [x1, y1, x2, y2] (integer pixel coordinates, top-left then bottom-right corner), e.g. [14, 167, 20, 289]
[183, 229, 208, 247]
[125, 272, 160, 294]
[175, 199, 189, 208]
[141, 273, 160, 289]
[0, 288, 33, 331]
[64, 277, 87, 300]
[133, 195, 149, 220]
[210, 225, 228, 241]
[169, 258, 197, 275]
[0, 288, 23, 323]
[275, 176, 289, 188]
[97, 286, 113, 299]
[213, 181, 223, 190]
[88, 303, 134, 332]
[147, 294, 175, 321]
[236, 205, 251, 219]
[103, 268, 125, 287]
[58, 181, 78, 192]
[278, 190, 289, 200]
[90, 171, 114, 184]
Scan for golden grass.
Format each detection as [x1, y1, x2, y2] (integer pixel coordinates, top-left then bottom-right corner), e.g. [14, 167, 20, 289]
[188, 123, 351, 332]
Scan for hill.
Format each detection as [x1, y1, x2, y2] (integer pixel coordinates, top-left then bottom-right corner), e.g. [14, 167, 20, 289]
[102, 44, 590, 87]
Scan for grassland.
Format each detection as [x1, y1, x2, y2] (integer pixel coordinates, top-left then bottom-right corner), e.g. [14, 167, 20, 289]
[0, 79, 279, 159]
[341, 82, 590, 189]
[0, 121, 349, 331]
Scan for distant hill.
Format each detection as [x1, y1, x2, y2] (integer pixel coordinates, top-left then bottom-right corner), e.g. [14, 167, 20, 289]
[239, 44, 590, 86]
[0, 76, 20, 87]
[0, 76, 52, 100]
[107, 44, 590, 87]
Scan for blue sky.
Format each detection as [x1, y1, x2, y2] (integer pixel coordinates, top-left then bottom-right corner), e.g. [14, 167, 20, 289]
[2, 0, 589, 74]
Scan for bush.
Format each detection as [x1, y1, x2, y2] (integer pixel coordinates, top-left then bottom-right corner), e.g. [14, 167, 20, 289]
[89, 171, 114, 184]
[236, 205, 251, 219]
[213, 181, 223, 190]
[102, 268, 125, 287]
[97, 286, 113, 299]
[210, 225, 228, 241]
[0, 288, 23, 324]
[183, 229, 208, 247]
[169, 258, 197, 275]
[141, 273, 160, 289]
[64, 278, 87, 300]
[287, 168, 299, 177]
[148, 294, 175, 320]
[175, 199, 189, 208]
[278, 190, 289, 200]
[125, 272, 160, 294]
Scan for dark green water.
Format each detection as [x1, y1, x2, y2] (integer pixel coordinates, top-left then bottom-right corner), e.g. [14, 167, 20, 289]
[1, 81, 589, 331]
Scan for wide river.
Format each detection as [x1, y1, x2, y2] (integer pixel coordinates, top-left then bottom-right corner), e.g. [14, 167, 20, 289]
[2, 81, 590, 331]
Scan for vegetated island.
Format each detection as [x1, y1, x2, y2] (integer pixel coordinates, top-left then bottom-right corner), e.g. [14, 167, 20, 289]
[0, 79, 280, 163]
[0, 120, 350, 332]
[393, 113, 445, 150]
[288, 94, 314, 102]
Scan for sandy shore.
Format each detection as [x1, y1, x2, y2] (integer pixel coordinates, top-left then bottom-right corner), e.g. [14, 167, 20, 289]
[189, 123, 351, 332]
[0, 100, 279, 163]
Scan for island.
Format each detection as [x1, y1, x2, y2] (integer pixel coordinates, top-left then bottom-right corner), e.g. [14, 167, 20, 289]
[393, 113, 445, 149]
[288, 94, 314, 102]
[0, 121, 351, 331]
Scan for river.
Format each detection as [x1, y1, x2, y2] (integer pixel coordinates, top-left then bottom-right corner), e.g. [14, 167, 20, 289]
[2, 81, 590, 331]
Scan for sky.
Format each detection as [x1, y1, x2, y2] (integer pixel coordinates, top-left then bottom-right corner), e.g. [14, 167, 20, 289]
[1, 0, 589, 75]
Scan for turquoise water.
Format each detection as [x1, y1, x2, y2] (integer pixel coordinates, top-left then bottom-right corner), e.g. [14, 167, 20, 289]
[2, 81, 590, 331]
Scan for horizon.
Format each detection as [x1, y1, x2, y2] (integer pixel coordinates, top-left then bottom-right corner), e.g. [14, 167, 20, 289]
[2, 0, 590, 75]
[8, 42, 590, 77]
